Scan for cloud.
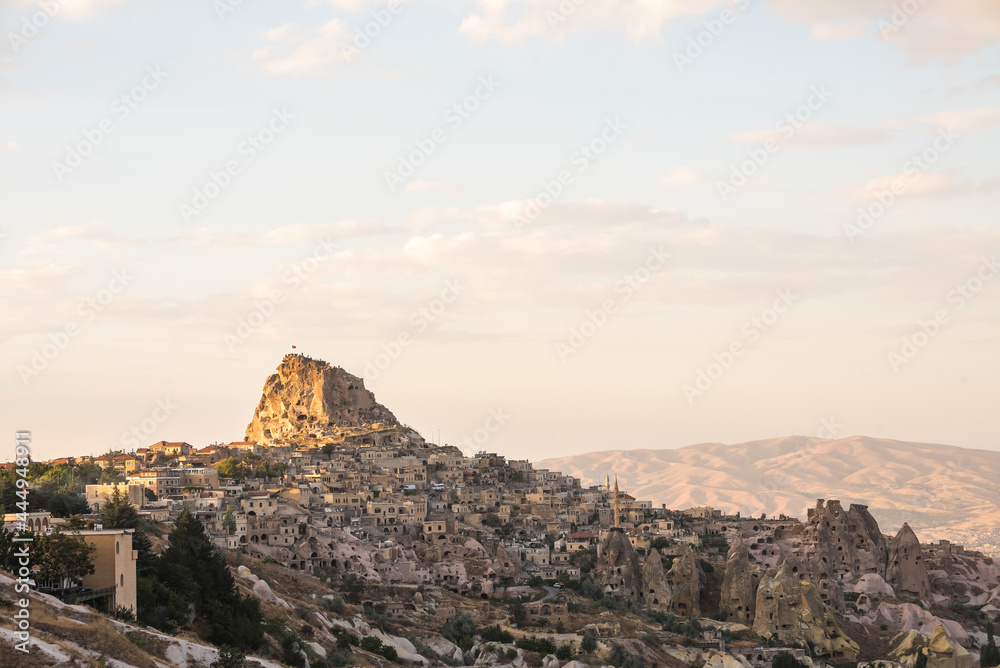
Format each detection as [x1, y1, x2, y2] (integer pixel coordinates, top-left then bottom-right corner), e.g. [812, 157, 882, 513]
[252, 19, 353, 75]
[21, 222, 144, 255]
[728, 121, 887, 147]
[659, 166, 707, 187]
[810, 20, 867, 40]
[7, 0, 126, 20]
[884, 107, 1000, 134]
[458, 0, 727, 45]
[404, 180, 465, 197]
[831, 169, 990, 203]
[770, 0, 1000, 58]
[173, 220, 395, 251]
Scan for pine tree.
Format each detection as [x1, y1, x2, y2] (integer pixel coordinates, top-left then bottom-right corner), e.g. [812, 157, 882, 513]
[982, 622, 1000, 668]
[100, 486, 155, 573]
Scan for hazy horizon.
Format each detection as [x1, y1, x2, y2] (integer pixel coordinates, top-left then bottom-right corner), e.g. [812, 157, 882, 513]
[2, 0, 998, 461]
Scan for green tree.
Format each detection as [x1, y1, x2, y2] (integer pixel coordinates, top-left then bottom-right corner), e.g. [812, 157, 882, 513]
[772, 653, 806, 668]
[556, 645, 572, 661]
[510, 600, 527, 626]
[223, 505, 237, 536]
[360, 636, 383, 653]
[914, 649, 928, 668]
[47, 491, 89, 517]
[581, 631, 597, 653]
[34, 532, 96, 584]
[100, 486, 155, 573]
[152, 510, 262, 651]
[216, 458, 247, 483]
[321, 443, 335, 457]
[441, 614, 477, 643]
[211, 646, 246, 668]
[982, 622, 1000, 668]
[144, 488, 158, 502]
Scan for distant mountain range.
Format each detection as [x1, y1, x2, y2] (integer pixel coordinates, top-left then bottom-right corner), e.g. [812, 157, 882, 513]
[537, 435, 1000, 555]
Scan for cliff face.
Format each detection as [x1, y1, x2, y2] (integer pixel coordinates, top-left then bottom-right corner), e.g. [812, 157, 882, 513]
[246, 354, 400, 445]
[753, 557, 860, 661]
[888, 523, 932, 601]
[596, 529, 643, 601]
[720, 537, 756, 625]
[799, 500, 890, 611]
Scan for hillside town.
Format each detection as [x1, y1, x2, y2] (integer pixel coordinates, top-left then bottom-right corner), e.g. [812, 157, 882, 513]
[2, 355, 999, 668]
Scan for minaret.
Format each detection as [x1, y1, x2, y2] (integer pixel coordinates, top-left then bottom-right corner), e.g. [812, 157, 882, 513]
[605, 474, 610, 491]
[613, 475, 621, 529]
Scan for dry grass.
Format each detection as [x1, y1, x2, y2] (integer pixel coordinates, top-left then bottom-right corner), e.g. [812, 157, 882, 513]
[0, 640, 69, 667]
[31, 618, 158, 668]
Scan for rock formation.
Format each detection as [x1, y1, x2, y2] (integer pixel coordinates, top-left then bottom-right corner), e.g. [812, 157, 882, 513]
[720, 537, 756, 624]
[596, 529, 642, 600]
[889, 625, 974, 668]
[640, 548, 673, 609]
[246, 354, 400, 445]
[799, 500, 889, 611]
[663, 545, 701, 618]
[491, 544, 521, 580]
[752, 557, 859, 661]
[888, 523, 931, 601]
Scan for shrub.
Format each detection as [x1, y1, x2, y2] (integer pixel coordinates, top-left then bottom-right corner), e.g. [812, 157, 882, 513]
[581, 631, 597, 653]
[321, 596, 345, 614]
[515, 637, 556, 654]
[556, 645, 572, 660]
[442, 614, 477, 643]
[480, 625, 514, 643]
[211, 646, 246, 668]
[124, 630, 146, 649]
[360, 636, 383, 653]
[772, 652, 806, 668]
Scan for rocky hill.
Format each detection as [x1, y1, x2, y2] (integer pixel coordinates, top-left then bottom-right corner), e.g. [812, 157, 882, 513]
[246, 354, 401, 446]
[537, 435, 1000, 555]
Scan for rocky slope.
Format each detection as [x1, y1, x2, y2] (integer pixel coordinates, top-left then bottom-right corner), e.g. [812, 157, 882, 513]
[537, 435, 1000, 554]
[246, 354, 401, 445]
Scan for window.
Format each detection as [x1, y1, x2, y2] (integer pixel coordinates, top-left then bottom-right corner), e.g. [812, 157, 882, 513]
[116, 541, 120, 554]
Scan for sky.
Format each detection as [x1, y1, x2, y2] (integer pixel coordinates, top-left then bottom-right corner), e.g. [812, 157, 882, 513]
[1, 0, 999, 462]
